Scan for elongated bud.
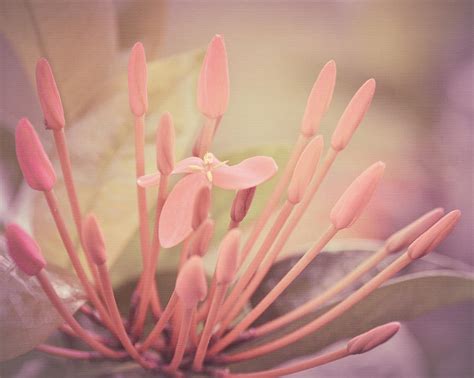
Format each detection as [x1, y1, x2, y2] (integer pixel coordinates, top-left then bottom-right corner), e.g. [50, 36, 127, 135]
[189, 219, 215, 257]
[216, 229, 241, 284]
[287, 136, 324, 204]
[300, 61, 337, 137]
[197, 35, 229, 119]
[35, 58, 65, 130]
[15, 118, 56, 191]
[128, 42, 148, 117]
[192, 186, 211, 229]
[82, 214, 107, 265]
[176, 256, 208, 308]
[331, 79, 376, 151]
[407, 210, 461, 260]
[156, 112, 175, 175]
[347, 322, 400, 354]
[330, 162, 385, 230]
[5, 224, 46, 276]
[230, 187, 256, 223]
[385, 208, 445, 254]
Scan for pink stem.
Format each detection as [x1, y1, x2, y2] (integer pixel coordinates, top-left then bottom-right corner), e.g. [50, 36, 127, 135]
[223, 253, 413, 362]
[36, 271, 124, 359]
[209, 224, 337, 355]
[96, 263, 153, 369]
[226, 347, 348, 377]
[168, 307, 195, 372]
[36, 343, 102, 360]
[140, 292, 179, 352]
[193, 284, 226, 371]
[43, 190, 115, 332]
[52, 129, 103, 294]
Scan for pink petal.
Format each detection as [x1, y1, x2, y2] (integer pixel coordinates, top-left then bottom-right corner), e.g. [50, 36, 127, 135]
[213, 156, 278, 190]
[159, 173, 209, 248]
[172, 157, 204, 174]
[137, 172, 161, 188]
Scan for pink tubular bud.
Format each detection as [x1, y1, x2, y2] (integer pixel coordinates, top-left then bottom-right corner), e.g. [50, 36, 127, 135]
[331, 78, 376, 151]
[330, 162, 385, 230]
[300, 60, 337, 137]
[287, 136, 324, 204]
[156, 112, 175, 175]
[230, 186, 256, 223]
[385, 208, 445, 254]
[128, 42, 148, 117]
[5, 224, 46, 276]
[197, 35, 230, 119]
[216, 229, 241, 285]
[15, 118, 56, 191]
[189, 219, 215, 257]
[175, 256, 208, 308]
[347, 322, 400, 354]
[192, 186, 211, 229]
[82, 214, 107, 265]
[35, 58, 65, 130]
[407, 210, 461, 260]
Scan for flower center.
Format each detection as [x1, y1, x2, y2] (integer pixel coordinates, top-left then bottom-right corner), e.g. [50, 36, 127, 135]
[189, 152, 228, 183]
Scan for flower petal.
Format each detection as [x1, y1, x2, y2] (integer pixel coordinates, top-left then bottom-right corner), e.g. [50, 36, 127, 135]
[159, 173, 209, 248]
[172, 157, 204, 174]
[213, 156, 278, 190]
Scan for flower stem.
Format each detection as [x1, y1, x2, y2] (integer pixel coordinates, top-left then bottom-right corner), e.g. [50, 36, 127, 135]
[209, 224, 338, 355]
[168, 307, 195, 371]
[223, 253, 413, 362]
[43, 190, 115, 332]
[36, 344, 103, 360]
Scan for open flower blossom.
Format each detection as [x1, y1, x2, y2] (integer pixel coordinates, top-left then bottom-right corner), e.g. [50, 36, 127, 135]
[3, 34, 465, 378]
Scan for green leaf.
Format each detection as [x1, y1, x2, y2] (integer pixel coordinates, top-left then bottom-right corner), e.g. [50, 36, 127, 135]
[0, 238, 85, 361]
[31, 50, 205, 284]
[228, 245, 474, 372]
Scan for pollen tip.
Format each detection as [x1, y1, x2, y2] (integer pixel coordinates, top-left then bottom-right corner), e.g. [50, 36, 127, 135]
[5, 223, 46, 276]
[175, 256, 208, 308]
[216, 229, 241, 284]
[407, 210, 461, 260]
[35, 58, 65, 130]
[347, 322, 400, 355]
[128, 41, 148, 117]
[82, 214, 107, 265]
[288, 135, 324, 204]
[329, 161, 385, 230]
[385, 207, 445, 254]
[156, 112, 175, 175]
[197, 34, 229, 119]
[15, 118, 56, 191]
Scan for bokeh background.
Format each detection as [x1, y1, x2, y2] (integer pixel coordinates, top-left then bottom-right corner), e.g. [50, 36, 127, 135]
[0, 1, 472, 377]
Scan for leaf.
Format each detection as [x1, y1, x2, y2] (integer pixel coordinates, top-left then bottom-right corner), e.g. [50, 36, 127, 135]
[228, 245, 474, 372]
[32, 49, 205, 281]
[0, 237, 85, 361]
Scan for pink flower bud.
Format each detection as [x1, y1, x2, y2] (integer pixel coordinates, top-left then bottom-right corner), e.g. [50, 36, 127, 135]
[156, 112, 175, 175]
[175, 256, 208, 309]
[35, 58, 65, 130]
[330, 162, 385, 230]
[128, 42, 148, 117]
[216, 229, 241, 285]
[287, 136, 324, 204]
[300, 60, 337, 137]
[15, 118, 56, 191]
[347, 322, 400, 354]
[192, 186, 211, 229]
[197, 35, 229, 119]
[331, 79, 376, 151]
[189, 219, 215, 257]
[5, 224, 46, 276]
[407, 210, 461, 260]
[230, 187, 256, 223]
[82, 214, 107, 265]
[385, 208, 445, 254]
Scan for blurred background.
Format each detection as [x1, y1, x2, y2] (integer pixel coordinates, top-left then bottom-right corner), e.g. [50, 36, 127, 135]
[0, 1, 472, 377]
